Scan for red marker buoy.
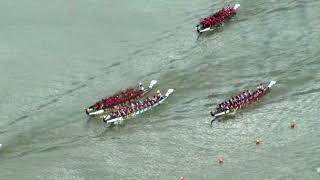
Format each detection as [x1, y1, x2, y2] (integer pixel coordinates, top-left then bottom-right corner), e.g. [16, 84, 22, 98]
[180, 176, 184, 180]
[256, 139, 261, 145]
[290, 120, 296, 129]
[218, 157, 224, 164]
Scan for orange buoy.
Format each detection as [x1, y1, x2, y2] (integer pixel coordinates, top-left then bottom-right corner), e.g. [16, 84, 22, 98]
[256, 138, 261, 145]
[180, 176, 184, 180]
[218, 157, 224, 164]
[290, 120, 296, 129]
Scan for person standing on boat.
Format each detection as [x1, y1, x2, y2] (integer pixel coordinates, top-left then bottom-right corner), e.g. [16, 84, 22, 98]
[138, 82, 144, 92]
[156, 90, 163, 100]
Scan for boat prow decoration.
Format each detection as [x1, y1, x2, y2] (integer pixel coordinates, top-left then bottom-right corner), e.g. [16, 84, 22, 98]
[268, 81, 276, 88]
[149, 80, 157, 89]
[234, 4, 240, 10]
[165, 89, 174, 97]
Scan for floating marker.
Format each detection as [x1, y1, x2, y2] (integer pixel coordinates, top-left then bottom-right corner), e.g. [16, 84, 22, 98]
[218, 157, 224, 164]
[180, 176, 184, 180]
[0, 144, 2, 148]
[290, 120, 296, 129]
[256, 139, 261, 145]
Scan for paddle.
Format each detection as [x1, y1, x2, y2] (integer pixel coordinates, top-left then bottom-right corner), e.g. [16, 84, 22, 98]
[149, 80, 157, 89]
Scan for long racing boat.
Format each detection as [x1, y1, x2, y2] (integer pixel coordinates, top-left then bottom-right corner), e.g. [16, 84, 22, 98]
[210, 81, 276, 124]
[195, 4, 240, 34]
[85, 80, 157, 116]
[103, 89, 174, 127]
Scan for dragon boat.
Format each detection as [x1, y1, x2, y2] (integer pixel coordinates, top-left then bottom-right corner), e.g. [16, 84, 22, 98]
[210, 81, 276, 124]
[103, 89, 174, 127]
[85, 80, 157, 116]
[195, 4, 240, 34]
